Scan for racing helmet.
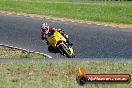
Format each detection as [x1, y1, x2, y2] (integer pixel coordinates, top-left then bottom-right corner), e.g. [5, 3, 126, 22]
[41, 22, 49, 34]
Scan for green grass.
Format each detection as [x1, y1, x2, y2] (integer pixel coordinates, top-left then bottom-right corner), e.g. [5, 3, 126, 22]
[0, 0, 132, 24]
[0, 60, 131, 88]
[0, 46, 45, 58]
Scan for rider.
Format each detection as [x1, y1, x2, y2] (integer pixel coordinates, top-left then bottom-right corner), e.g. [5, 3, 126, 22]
[41, 22, 71, 52]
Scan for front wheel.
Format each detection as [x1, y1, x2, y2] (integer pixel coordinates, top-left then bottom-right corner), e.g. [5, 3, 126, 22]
[58, 44, 75, 58]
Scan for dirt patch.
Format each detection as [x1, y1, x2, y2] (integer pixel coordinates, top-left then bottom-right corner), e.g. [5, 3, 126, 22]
[0, 11, 132, 29]
[0, 46, 22, 57]
[0, 46, 45, 58]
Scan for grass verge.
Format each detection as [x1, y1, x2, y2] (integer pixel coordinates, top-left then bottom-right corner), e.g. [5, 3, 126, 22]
[0, 60, 131, 88]
[0, 0, 132, 24]
[0, 46, 45, 58]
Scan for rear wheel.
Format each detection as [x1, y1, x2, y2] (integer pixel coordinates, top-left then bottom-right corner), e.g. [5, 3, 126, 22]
[58, 44, 74, 58]
[48, 45, 55, 52]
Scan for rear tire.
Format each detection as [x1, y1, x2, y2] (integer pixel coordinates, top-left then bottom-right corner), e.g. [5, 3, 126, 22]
[48, 45, 54, 52]
[58, 44, 74, 58]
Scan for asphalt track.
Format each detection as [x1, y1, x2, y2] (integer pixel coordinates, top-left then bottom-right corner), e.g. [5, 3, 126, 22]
[0, 13, 132, 59]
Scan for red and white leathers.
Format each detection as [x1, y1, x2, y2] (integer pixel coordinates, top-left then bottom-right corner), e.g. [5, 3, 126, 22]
[41, 28, 57, 40]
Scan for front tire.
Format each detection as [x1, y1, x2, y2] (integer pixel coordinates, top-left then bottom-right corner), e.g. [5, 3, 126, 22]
[58, 44, 74, 58]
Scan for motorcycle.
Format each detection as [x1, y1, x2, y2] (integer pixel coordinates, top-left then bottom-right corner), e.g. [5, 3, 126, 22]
[47, 31, 75, 58]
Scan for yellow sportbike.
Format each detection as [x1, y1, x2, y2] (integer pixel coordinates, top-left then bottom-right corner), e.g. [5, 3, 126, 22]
[47, 31, 75, 58]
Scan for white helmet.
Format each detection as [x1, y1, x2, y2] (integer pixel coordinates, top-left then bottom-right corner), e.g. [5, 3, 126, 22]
[41, 22, 49, 34]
